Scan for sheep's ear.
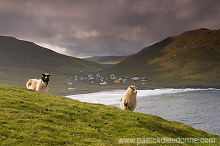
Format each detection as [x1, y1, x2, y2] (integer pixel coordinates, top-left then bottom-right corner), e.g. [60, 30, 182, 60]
[42, 74, 45, 76]
[130, 86, 133, 89]
[48, 75, 51, 77]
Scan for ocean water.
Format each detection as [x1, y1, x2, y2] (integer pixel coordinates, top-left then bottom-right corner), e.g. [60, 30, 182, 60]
[66, 88, 220, 135]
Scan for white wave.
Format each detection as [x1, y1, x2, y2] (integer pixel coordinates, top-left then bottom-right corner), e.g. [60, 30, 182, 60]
[66, 90, 124, 105]
[137, 88, 205, 97]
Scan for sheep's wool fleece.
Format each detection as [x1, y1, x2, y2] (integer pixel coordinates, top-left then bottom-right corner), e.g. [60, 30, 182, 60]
[26, 79, 48, 93]
[120, 86, 137, 111]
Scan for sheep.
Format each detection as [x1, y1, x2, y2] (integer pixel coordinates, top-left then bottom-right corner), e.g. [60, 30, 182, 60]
[120, 85, 137, 111]
[26, 73, 51, 93]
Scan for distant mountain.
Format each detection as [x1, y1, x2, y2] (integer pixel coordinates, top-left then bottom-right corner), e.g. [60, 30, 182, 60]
[83, 56, 104, 62]
[84, 55, 129, 64]
[102, 28, 220, 87]
[0, 36, 105, 86]
[96, 56, 129, 64]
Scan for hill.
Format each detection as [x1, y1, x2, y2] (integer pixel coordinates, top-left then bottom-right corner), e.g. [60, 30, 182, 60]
[84, 55, 129, 64]
[102, 28, 220, 87]
[0, 36, 105, 92]
[0, 84, 219, 145]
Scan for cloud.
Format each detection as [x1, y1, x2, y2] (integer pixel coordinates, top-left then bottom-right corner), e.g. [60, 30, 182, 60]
[0, 0, 220, 57]
[74, 30, 100, 39]
[38, 43, 68, 56]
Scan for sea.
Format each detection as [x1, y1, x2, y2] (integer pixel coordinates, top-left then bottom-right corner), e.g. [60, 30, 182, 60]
[66, 88, 220, 135]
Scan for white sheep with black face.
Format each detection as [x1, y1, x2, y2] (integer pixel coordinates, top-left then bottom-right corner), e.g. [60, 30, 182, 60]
[120, 85, 137, 111]
[26, 73, 51, 93]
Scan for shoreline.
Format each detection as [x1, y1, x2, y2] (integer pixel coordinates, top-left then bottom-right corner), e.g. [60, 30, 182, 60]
[56, 85, 220, 96]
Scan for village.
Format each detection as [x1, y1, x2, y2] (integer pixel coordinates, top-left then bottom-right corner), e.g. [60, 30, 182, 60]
[65, 72, 148, 90]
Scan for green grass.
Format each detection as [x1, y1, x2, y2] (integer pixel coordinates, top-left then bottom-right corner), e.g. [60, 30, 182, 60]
[0, 84, 219, 145]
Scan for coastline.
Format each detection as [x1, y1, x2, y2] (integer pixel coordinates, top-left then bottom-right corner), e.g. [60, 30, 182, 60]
[56, 84, 220, 96]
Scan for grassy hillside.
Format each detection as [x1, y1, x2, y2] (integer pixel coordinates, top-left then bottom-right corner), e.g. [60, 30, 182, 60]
[0, 36, 106, 93]
[0, 84, 219, 145]
[102, 28, 220, 87]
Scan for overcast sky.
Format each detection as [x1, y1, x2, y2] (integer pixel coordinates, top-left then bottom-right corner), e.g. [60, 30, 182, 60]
[1, 0, 220, 57]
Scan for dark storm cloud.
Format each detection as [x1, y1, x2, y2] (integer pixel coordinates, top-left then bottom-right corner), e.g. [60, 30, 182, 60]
[0, 0, 220, 57]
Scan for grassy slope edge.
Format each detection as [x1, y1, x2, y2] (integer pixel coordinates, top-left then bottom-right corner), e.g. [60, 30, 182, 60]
[0, 84, 219, 145]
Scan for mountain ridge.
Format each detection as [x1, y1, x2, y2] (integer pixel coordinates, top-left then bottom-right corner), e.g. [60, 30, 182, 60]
[1, 28, 220, 90]
[0, 35, 105, 89]
[102, 28, 220, 87]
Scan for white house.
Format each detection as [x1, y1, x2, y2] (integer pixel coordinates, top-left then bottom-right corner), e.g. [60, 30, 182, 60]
[100, 81, 107, 85]
[133, 76, 140, 81]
